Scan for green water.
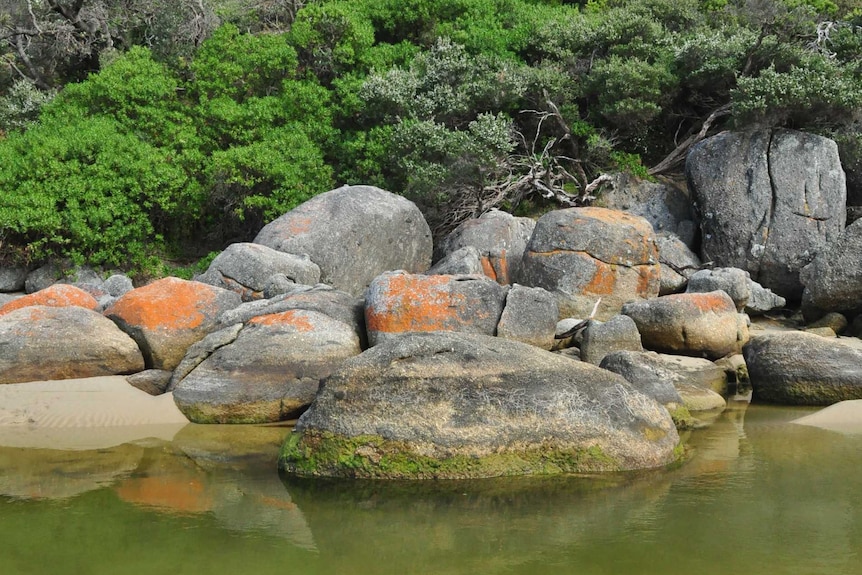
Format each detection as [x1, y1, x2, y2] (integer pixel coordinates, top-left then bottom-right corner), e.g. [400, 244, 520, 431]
[1, 401, 861, 575]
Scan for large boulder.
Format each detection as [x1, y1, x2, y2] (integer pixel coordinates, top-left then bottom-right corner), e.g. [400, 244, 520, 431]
[686, 129, 846, 300]
[433, 210, 536, 284]
[800, 218, 862, 321]
[0, 306, 144, 384]
[364, 271, 508, 346]
[254, 185, 432, 295]
[196, 242, 321, 301]
[104, 277, 241, 370]
[172, 309, 361, 423]
[519, 207, 660, 320]
[280, 332, 680, 479]
[744, 332, 862, 405]
[0, 284, 99, 317]
[495, 284, 558, 350]
[622, 291, 749, 359]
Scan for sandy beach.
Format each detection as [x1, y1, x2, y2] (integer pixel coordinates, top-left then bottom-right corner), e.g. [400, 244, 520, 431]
[0, 376, 189, 450]
[791, 400, 862, 434]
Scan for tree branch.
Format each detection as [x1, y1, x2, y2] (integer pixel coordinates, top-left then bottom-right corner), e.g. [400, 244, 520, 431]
[648, 103, 731, 176]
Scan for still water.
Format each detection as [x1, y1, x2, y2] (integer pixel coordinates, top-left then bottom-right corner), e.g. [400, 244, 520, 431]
[1, 400, 860, 575]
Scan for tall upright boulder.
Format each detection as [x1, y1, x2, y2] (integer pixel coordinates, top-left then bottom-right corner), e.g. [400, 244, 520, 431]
[686, 129, 846, 300]
[254, 185, 433, 296]
[518, 207, 660, 320]
[800, 218, 862, 320]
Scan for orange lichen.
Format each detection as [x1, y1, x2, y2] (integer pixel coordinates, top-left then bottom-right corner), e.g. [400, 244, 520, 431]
[479, 256, 497, 282]
[284, 216, 313, 236]
[635, 265, 661, 297]
[666, 292, 735, 314]
[0, 284, 98, 317]
[249, 309, 316, 331]
[366, 274, 461, 334]
[105, 277, 215, 331]
[582, 259, 618, 295]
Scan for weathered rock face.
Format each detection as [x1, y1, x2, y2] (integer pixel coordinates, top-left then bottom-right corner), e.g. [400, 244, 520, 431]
[519, 207, 660, 320]
[686, 129, 846, 300]
[800, 218, 862, 321]
[280, 332, 680, 479]
[426, 246, 485, 276]
[621, 291, 749, 359]
[495, 284, 558, 350]
[0, 306, 144, 384]
[744, 332, 862, 405]
[0, 284, 99, 317]
[656, 232, 701, 295]
[196, 242, 321, 301]
[254, 185, 433, 296]
[685, 267, 751, 312]
[433, 210, 536, 284]
[173, 309, 361, 423]
[745, 280, 787, 316]
[104, 277, 241, 370]
[0, 266, 27, 293]
[579, 315, 643, 365]
[364, 271, 508, 346]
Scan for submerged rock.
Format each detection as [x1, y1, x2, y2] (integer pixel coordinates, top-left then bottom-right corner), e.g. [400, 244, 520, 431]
[280, 332, 680, 479]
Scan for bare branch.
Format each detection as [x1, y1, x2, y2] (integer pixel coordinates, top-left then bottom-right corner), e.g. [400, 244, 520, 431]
[648, 103, 731, 176]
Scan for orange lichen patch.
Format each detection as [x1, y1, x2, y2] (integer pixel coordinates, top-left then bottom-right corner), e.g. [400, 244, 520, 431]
[284, 216, 314, 236]
[493, 249, 510, 285]
[114, 477, 213, 515]
[577, 207, 654, 234]
[105, 277, 215, 331]
[666, 291, 735, 314]
[582, 259, 618, 295]
[249, 309, 316, 332]
[366, 274, 461, 334]
[635, 264, 661, 297]
[0, 284, 99, 317]
[479, 255, 497, 282]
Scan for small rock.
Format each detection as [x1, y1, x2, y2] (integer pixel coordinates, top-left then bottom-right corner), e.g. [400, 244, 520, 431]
[580, 315, 643, 365]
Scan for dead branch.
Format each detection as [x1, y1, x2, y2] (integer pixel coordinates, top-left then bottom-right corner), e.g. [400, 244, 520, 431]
[648, 103, 731, 176]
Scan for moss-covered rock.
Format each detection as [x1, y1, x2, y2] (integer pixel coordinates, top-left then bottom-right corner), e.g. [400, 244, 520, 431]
[280, 332, 680, 479]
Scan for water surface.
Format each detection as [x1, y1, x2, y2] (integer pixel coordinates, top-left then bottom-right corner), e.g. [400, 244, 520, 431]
[2, 401, 860, 575]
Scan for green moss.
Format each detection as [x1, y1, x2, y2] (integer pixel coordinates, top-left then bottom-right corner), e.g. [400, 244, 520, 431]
[666, 404, 697, 430]
[279, 429, 626, 479]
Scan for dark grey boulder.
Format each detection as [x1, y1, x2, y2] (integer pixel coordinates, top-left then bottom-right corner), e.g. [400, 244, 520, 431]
[687, 128, 846, 300]
[173, 309, 362, 423]
[0, 266, 28, 293]
[24, 262, 63, 293]
[434, 210, 536, 284]
[0, 305, 144, 384]
[280, 332, 680, 479]
[254, 185, 432, 296]
[597, 173, 696, 244]
[426, 246, 485, 276]
[745, 280, 787, 315]
[365, 271, 508, 346]
[496, 284, 558, 350]
[622, 291, 749, 359]
[800, 218, 862, 321]
[744, 332, 862, 405]
[685, 267, 751, 312]
[656, 232, 701, 295]
[579, 315, 643, 365]
[519, 207, 660, 320]
[102, 274, 134, 297]
[197, 242, 320, 301]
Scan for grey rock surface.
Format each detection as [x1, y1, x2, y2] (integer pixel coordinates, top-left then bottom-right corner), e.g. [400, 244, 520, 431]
[579, 315, 643, 365]
[687, 129, 846, 300]
[686, 267, 751, 311]
[0, 266, 28, 293]
[656, 232, 701, 295]
[254, 185, 432, 296]
[426, 246, 485, 277]
[496, 284, 558, 350]
[800, 218, 862, 320]
[126, 370, 173, 396]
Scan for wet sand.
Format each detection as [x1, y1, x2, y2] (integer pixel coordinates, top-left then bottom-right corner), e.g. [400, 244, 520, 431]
[0, 376, 189, 450]
[791, 400, 862, 434]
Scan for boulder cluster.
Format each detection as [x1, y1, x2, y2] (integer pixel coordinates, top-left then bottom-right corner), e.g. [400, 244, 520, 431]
[3, 128, 862, 479]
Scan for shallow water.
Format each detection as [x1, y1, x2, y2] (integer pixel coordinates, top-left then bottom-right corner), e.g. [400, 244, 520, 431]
[1, 401, 861, 575]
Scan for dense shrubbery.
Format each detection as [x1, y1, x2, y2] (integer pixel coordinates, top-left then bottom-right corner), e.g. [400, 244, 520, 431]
[1, 0, 861, 272]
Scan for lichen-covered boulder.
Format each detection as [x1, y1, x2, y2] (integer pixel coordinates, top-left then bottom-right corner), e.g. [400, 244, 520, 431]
[622, 291, 749, 359]
[364, 271, 508, 346]
[579, 315, 643, 365]
[0, 284, 99, 317]
[744, 332, 862, 405]
[426, 246, 485, 276]
[519, 207, 660, 320]
[254, 185, 432, 296]
[434, 210, 536, 284]
[0, 306, 144, 384]
[280, 332, 680, 479]
[104, 277, 241, 370]
[687, 129, 846, 299]
[173, 309, 361, 423]
[656, 232, 701, 295]
[196, 242, 321, 301]
[495, 284, 558, 350]
[800, 218, 862, 321]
